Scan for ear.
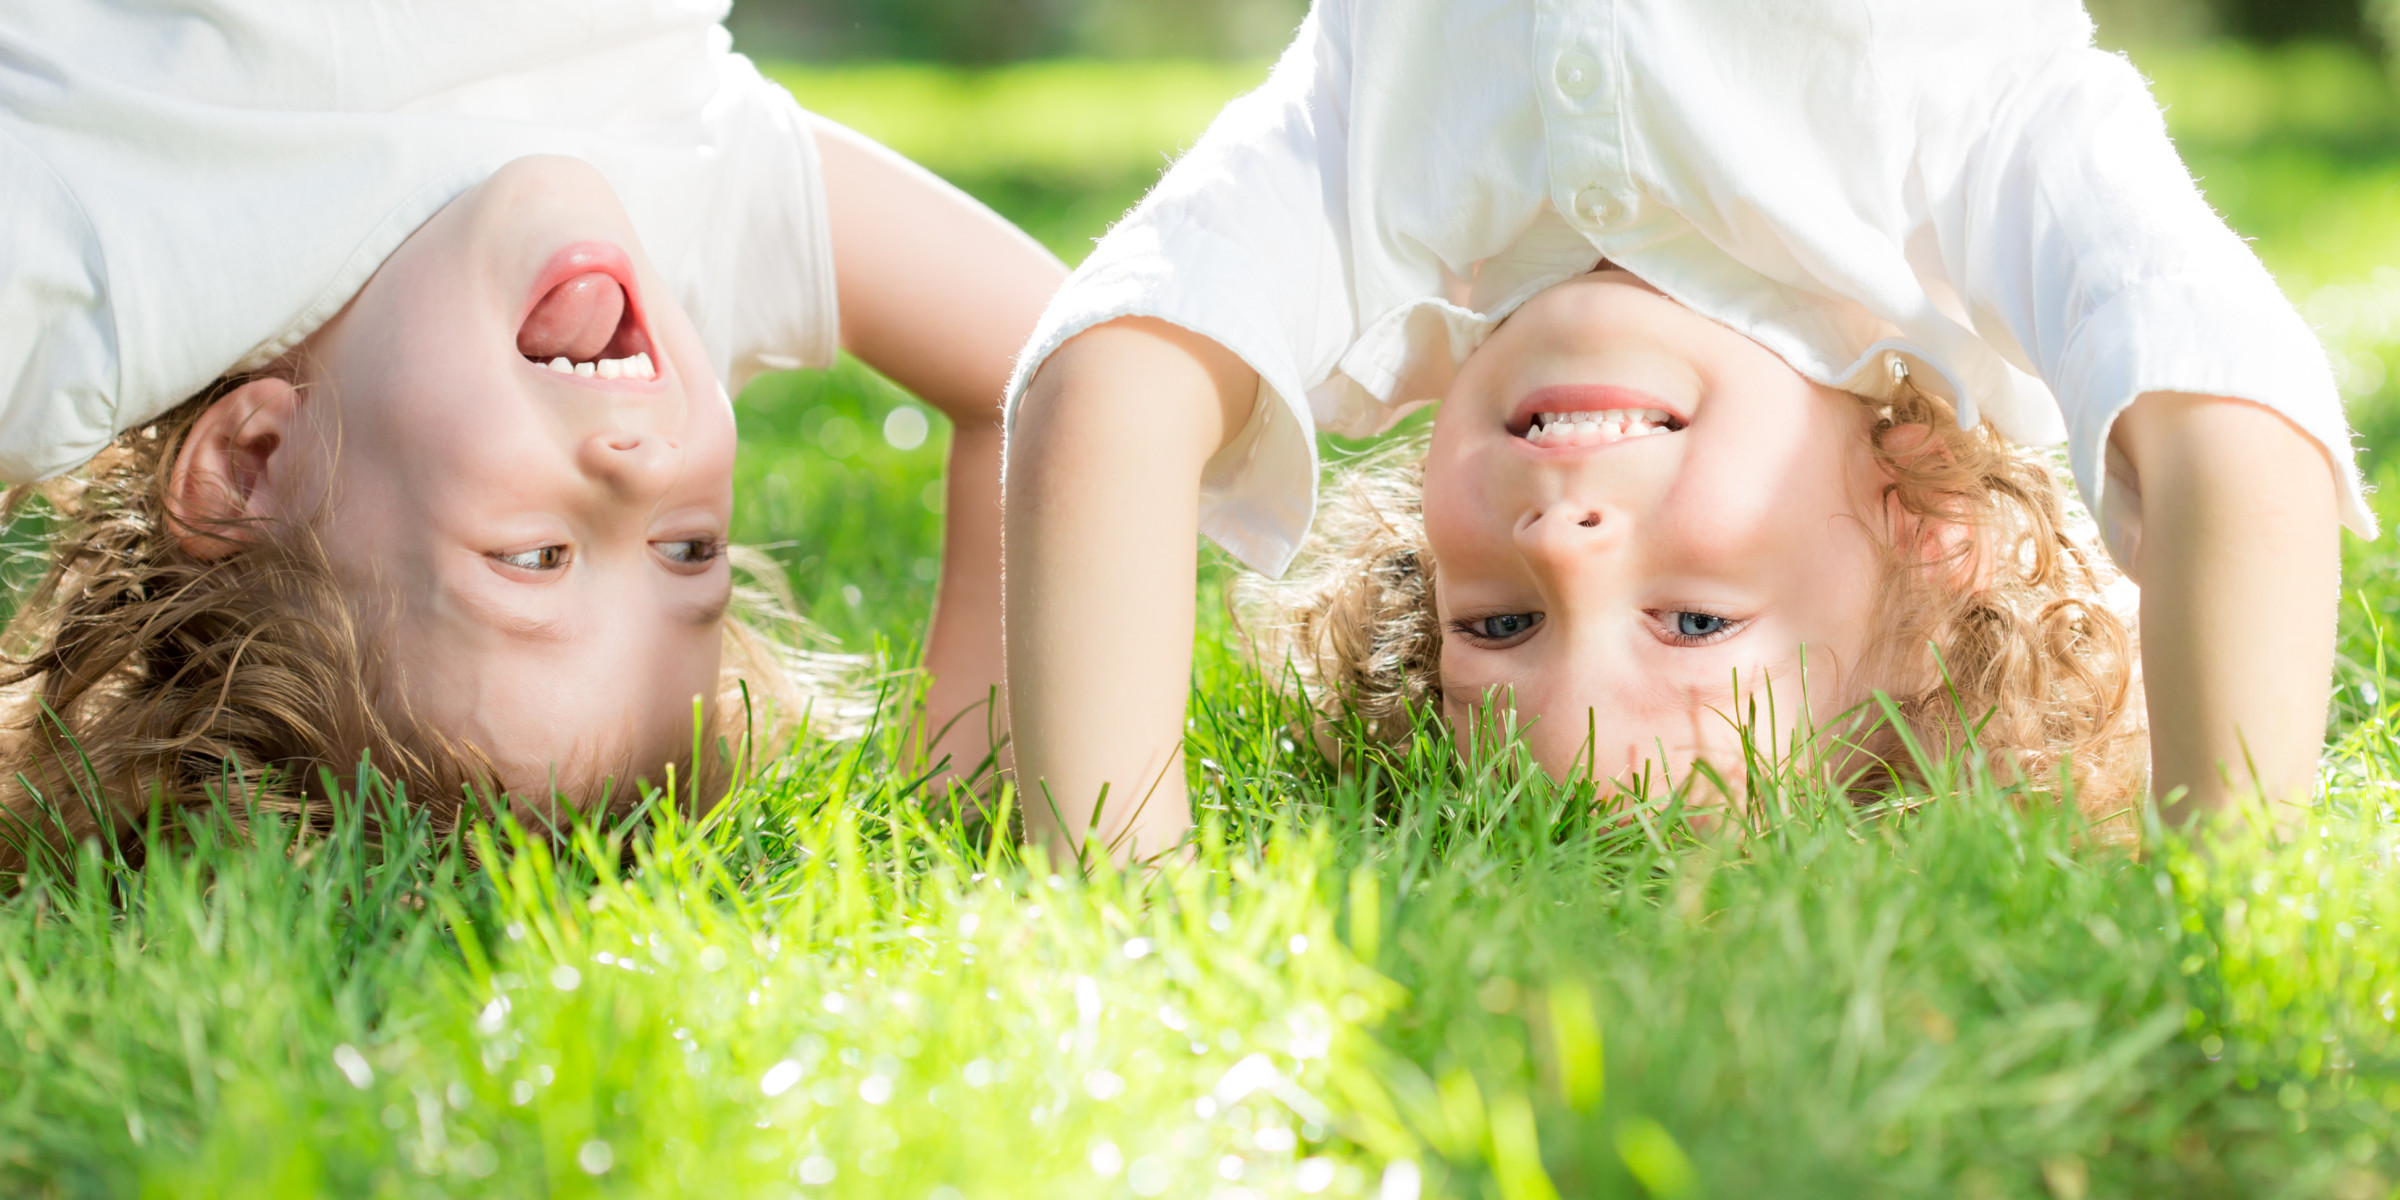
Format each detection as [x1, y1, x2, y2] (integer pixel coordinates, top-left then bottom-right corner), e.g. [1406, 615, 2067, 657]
[167, 377, 308, 560]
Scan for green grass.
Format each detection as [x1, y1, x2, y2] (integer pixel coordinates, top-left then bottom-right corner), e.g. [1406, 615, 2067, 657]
[13, 43, 2400, 1199]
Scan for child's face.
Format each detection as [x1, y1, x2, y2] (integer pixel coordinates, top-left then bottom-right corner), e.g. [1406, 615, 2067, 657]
[289, 156, 737, 795]
[1422, 270, 1889, 797]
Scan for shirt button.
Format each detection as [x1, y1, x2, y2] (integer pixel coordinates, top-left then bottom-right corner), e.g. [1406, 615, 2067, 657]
[1574, 186, 1622, 226]
[1555, 50, 1601, 99]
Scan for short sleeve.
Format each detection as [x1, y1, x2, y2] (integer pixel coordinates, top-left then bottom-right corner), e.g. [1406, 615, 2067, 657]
[0, 128, 117, 482]
[1930, 48, 2374, 568]
[1005, 2, 1357, 577]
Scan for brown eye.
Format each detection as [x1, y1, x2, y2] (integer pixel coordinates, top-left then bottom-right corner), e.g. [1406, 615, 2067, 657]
[654, 539, 724, 566]
[496, 545, 570, 571]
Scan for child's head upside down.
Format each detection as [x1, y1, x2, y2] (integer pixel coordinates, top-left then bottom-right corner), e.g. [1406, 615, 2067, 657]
[0, 158, 825, 857]
[1247, 268, 2141, 816]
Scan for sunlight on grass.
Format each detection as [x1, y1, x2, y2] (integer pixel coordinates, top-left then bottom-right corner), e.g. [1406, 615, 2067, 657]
[11, 42, 2400, 1199]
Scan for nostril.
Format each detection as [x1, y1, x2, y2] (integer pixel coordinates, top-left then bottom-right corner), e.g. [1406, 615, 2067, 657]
[608, 436, 640, 451]
[1578, 513, 1601, 528]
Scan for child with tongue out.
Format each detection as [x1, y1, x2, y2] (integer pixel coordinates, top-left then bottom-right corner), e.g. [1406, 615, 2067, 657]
[0, 3, 1059, 861]
[1003, 0, 2372, 860]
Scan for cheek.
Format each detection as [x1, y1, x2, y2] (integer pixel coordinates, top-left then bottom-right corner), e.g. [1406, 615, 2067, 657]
[1419, 447, 1508, 571]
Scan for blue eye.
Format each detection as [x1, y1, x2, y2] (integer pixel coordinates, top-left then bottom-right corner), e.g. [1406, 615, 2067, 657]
[1672, 612, 1730, 638]
[1461, 612, 1542, 641]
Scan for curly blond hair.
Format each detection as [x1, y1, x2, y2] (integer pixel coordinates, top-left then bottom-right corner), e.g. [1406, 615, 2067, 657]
[1239, 383, 2144, 821]
[0, 379, 858, 873]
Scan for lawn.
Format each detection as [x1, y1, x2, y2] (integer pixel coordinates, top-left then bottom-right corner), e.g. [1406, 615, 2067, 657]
[10, 44, 2400, 1200]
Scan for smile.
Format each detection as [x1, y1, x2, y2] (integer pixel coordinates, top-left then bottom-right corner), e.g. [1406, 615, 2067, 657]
[516, 241, 663, 385]
[1522, 407, 1682, 446]
[535, 352, 657, 380]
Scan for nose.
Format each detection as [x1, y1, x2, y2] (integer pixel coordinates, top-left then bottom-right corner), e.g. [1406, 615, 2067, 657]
[1515, 499, 1621, 576]
[575, 431, 680, 502]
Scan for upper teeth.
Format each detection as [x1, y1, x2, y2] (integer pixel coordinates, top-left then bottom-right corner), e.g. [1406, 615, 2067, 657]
[543, 352, 657, 381]
[1523, 408, 1674, 444]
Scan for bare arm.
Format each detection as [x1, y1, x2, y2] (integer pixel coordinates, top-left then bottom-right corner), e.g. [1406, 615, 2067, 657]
[810, 116, 1066, 783]
[2112, 391, 2342, 825]
[1005, 319, 1259, 864]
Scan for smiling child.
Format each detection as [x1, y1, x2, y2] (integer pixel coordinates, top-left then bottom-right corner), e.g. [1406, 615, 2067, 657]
[1004, 0, 2369, 859]
[0, 2, 1059, 859]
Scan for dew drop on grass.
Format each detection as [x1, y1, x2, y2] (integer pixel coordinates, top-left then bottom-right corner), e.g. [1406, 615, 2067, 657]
[1295, 1158, 1337, 1194]
[1127, 1156, 1171, 1197]
[1089, 1141, 1123, 1176]
[332, 1044, 374, 1089]
[1379, 1160, 1423, 1200]
[1124, 938, 1153, 959]
[457, 1141, 500, 1179]
[962, 1059, 993, 1087]
[762, 1060, 804, 1098]
[860, 1075, 894, 1105]
[550, 965, 581, 992]
[1218, 1155, 1245, 1180]
[1288, 934, 1309, 954]
[800, 1155, 837, 1184]
[510, 1080, 535, 1106]
[817, 415, 863, 458]
[883, 406, 930, 450]
[1209, 911, 1232, 933]
[699, 945, 728, 972]
[1084, 1069, 1126, 1100]
[577, 1140, 614, 1175]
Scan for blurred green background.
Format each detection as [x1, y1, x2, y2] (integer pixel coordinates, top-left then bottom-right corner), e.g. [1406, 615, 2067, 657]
[722, 0, 2400, 64]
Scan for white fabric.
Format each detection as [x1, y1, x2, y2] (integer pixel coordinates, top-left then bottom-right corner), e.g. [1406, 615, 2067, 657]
[0, 0, 840, 484]
[1007, 0, 2374, 578]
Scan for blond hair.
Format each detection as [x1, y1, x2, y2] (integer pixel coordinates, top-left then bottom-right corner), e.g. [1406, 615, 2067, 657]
[1240, 384, 2144, 821]
[0, 381, 855, 871]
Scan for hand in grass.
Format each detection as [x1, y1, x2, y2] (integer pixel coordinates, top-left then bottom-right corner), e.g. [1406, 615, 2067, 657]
[812, 116, 1066, 794]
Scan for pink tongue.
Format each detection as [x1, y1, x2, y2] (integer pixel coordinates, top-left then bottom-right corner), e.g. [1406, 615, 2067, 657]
[516, 271, 626, 362]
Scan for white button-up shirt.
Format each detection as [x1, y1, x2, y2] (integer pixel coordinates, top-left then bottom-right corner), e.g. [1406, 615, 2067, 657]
[1008, 0, 2372, 577]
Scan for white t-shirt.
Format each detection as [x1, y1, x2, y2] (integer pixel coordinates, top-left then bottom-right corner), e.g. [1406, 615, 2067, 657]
[1007, 0, 2374, 578]
[0, 0, 839, 484]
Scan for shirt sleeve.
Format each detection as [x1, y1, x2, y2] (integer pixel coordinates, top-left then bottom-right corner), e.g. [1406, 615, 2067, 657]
[1003, 2, 1357, 577]
[1922, 46, 2374, 569]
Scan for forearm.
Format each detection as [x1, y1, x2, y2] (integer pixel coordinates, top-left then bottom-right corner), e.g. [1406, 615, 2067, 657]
[2117, 391, 2341, 824]
[1005, 319, 1258, 864]
[808, 114, 1064, 778]
[920, 418, 1004, 777]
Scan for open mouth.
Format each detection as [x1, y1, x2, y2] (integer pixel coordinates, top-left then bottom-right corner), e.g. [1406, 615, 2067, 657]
[1520, 406, 1684, 446]
[516, 244, 659, 382]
